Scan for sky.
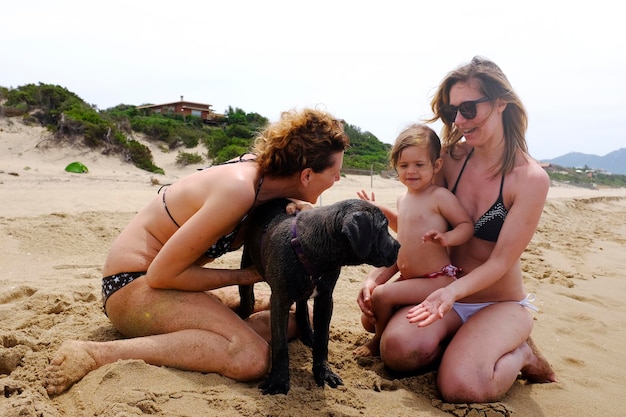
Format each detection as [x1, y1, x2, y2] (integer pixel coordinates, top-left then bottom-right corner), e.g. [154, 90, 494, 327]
[2, 0, 625, 160]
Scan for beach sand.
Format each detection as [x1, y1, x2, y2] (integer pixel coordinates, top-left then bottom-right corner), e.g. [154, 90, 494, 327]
[1, 117, 626, 416]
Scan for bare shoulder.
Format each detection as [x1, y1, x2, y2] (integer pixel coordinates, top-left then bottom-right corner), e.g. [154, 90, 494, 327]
[179, 166, 258, 224]
[202, 165, 257, 201]
[440, 143, 472, 185]
[509, 155, 550, 204]
[443, 142, 472, 162]
[431, 184, 458, 201]
[520, 155, 549, 186]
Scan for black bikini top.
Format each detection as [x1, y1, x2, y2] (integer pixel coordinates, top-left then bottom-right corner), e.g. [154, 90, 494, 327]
[451, 148, 508, 242]
[159, 155, 263, 259]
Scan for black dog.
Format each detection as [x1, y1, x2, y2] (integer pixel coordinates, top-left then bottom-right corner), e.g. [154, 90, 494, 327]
[238, 198, 400, 395]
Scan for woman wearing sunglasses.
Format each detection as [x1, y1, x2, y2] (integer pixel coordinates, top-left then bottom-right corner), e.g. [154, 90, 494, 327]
[357, 56, 557, 403]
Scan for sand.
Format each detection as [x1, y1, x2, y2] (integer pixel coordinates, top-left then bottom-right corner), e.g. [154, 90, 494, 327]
[1, 117, 626, 417]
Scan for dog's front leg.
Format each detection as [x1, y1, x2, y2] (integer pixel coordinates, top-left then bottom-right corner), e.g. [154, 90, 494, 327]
[237, 285, 254, 319]
[237, 246, 255, 319]
[259, 290, 293, 395]
[295, 299, 313, 348]
[312, 288, 343, 389]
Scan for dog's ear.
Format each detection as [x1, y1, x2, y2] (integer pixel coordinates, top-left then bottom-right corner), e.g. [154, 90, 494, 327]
[342, 211, 373, 258]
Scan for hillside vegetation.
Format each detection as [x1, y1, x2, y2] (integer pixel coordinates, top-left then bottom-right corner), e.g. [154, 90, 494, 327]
[0, 83, 391, 174]
[2, 83, 626, 188]
[545, 164, 626, 189]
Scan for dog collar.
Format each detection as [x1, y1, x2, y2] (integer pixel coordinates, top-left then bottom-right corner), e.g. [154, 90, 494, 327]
[290, 214, 321, 287]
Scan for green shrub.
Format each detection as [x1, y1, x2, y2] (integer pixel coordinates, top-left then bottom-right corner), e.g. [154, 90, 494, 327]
[127, 139, 164, 174]
[203, 127, 229, 154]
[214, 144, 249, 163]
[131, 115, 177, 143]
[176, 151, 203, 166]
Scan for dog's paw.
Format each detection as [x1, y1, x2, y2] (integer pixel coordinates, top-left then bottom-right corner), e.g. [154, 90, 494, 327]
[313, 362, 344, 388]
[259, 373, 290, 395]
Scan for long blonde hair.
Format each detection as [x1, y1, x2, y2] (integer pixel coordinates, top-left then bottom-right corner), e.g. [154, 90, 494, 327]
[427, 56, 529, 175]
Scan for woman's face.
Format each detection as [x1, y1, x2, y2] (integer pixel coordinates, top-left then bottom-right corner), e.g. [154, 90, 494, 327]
[303, 151, 344, 204]
[448, 80, 500, 146]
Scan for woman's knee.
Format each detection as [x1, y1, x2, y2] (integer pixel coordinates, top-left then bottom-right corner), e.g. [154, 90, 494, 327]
[437, 374, 497, 403]
[232, 339, 270, 381]
[437, 361, 500, 403]
[380, 330, 441, 372]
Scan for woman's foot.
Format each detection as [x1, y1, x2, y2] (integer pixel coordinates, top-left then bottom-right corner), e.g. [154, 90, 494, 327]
[44, 341, 98, 396]
[520, 337, 558, 383]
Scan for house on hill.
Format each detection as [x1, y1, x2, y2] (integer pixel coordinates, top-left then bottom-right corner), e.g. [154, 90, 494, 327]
[137, 96, 224, 125]
[539, 161, 552, 171]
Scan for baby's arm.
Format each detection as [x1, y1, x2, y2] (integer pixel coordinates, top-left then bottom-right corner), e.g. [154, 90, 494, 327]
[423, 190, 473, 247]
[356, 189, 398, 232]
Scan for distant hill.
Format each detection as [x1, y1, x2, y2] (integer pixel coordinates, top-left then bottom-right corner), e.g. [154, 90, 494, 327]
[543, 148, 626, 175]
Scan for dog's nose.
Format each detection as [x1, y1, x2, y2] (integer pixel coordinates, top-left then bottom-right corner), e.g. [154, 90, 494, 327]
[382, 240, 400, 266]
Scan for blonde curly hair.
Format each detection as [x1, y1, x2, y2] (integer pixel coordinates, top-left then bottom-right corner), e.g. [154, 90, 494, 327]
[253, 108, 349, 177]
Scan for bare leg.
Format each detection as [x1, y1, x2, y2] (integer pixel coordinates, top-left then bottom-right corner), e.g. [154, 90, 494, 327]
[211, 284, 300, 341]
[354, 278, 454, 357]
[43, 312, 300, 397]
[360, 312, 375, 333]
[45, 278, 271, 396]
[246, 310, 299, 342]
[379, 304, 459, 372]
[438, 302, 555, 403]
[44, 327, 269, 396]
[354, 285, 389, 357]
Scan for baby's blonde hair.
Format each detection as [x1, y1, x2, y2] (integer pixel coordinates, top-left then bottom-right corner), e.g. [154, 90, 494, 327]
[389, 124, 441, 170]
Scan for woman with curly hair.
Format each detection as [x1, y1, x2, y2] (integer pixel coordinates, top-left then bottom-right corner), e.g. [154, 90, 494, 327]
[45, 108, 349, 396]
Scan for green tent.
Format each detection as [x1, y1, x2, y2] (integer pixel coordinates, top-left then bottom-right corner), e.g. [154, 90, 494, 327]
[65, 161, 89, 173]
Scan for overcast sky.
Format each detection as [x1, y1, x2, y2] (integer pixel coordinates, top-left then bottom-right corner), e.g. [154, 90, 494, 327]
[3, 0, 625, 160]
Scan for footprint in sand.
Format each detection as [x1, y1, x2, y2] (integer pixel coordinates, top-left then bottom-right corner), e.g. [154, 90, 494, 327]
[0, 345, 31, 375]
[0, 285, 37, 304]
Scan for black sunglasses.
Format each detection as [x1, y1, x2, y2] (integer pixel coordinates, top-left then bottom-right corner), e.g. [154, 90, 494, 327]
[440, 97, 490, 124]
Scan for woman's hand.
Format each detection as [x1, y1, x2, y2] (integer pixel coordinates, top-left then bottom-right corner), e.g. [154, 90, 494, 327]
[406, 287, 455, 327]
[286, 200, 313, 214]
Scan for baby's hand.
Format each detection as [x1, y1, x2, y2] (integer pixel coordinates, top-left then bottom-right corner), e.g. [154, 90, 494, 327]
[356, 189, 376, 202]
[422, 230, 447, 247]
